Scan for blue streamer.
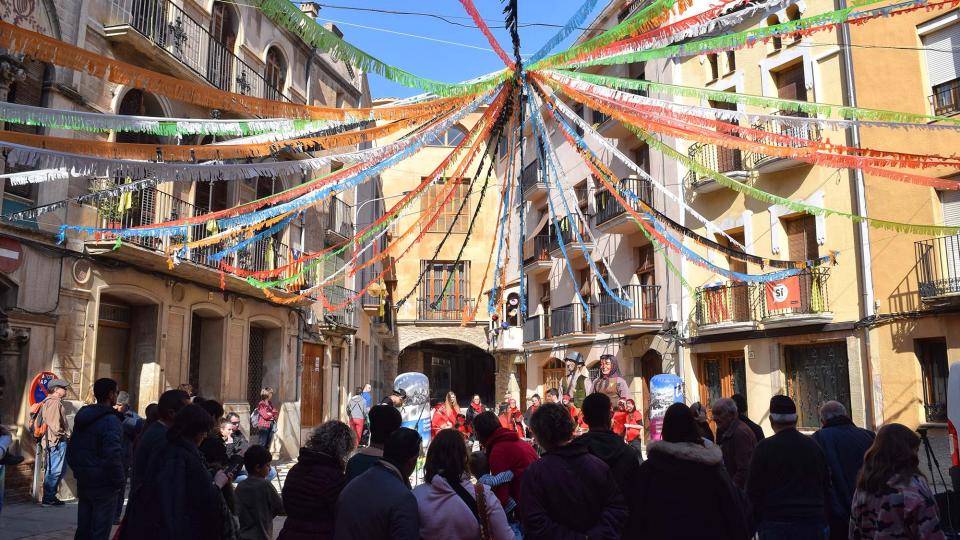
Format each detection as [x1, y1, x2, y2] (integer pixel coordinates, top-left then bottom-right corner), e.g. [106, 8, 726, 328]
[207, 212, 299, 262]
[528, 0, 601, 64]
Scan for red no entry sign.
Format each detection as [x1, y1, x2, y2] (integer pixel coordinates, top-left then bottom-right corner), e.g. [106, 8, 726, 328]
[0, 237, 22, 273]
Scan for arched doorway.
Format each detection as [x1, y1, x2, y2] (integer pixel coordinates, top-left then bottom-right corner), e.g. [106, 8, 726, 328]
[208, 0, 239, 92]
[634, 349, 663, 425]
[398, 339, 495, 406]
[95, 291, 160, 412]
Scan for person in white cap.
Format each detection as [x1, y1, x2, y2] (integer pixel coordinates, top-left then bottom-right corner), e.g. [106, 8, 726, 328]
[40, 379, 71, 506]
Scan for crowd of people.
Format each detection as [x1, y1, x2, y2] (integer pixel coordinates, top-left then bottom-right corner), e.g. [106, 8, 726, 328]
[8, 367, 952, 540]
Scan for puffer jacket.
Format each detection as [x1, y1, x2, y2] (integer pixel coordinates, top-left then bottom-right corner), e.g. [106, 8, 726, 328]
[278, 447, 347, 540]
[65, 404, 123, 493]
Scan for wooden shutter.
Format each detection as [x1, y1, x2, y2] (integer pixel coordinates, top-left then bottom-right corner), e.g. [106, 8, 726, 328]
[785, 216, 818, 260]
[941, 190, 960, 226]
[775, 64, 808, 101]
[722, 231, 747, 274]
[922, 23, 960, 87]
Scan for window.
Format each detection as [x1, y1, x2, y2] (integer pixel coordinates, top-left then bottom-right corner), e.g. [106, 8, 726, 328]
[775, 63, 808, 102]
[426, 126, 468, 147]
[708, 54, 720, 81]
[785, 343, 851, 428]
[256, 177, 277, 200]
[498, 134, 509, 159]
[209, 2, 237, 92]
[195, 180, 229, 212]
[636, 244, 655, 285]
[574, 180, 589, 213]
[419, 261, 470, 320]
[265, 47, 287, 101]
[505, 292, 520, 326]
[423, 178, 469, 233]
[592, 108, 609, 126]
[786, 5, 802, 44]
[725, 51, 736, 74]
[3, 58, 47, 229]
[921, 21, 960, 115]
[784, 215, 818, 260]
[767, 16, 783, 51]
[573, 103, 585, 136]
[917, 338, 949, 422]
[627, 62, 647, 96]
[633, 145, 650, 174]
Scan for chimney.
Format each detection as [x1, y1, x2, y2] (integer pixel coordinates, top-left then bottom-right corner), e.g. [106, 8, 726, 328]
[324, 22, 344, 39]
[299, 2, 320, 19]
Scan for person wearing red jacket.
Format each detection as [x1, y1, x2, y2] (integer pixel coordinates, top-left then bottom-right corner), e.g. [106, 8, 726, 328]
[473, 411, 538, 532]
[498, 399, 524, 439]
[612, 399, 628, 438]
[624, 399, 644, 452]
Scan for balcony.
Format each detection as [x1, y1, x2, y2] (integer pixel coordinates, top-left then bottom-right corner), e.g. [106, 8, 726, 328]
[686, 142, 748, 193]
[84, 185, 311, 300]
[324, 196, 353, 242]
[694, 282, 762, 334]
[104, 0, 289, 102]
[694, 268, 832, 333]
[548, 215, 593, 260]
[416, 297, 474, 323]
[320, 285, 357, 332]
[520, 161, 547, 201]
[917, 234, 960, 302]
[748, 112, 823, 173]
[931, 79, 960, 117]
[523, 235, 552, 276]
[522, 314, 543, 343]
[596, 284, 662, 334]
[373, 300, 395, 337]
[594, 177, 653, 235]
[550, 303, 595, 344]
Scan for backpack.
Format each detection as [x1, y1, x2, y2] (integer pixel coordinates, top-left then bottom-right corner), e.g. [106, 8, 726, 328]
[29, 399, 48, 442]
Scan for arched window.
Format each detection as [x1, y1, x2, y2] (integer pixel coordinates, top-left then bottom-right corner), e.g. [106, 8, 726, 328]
[265, 46, 287, 101]
[785, 5, 802, 44]
[209, 1, 238, 92]
[767, 15, 783, 51]
[426, 126, 468, 146]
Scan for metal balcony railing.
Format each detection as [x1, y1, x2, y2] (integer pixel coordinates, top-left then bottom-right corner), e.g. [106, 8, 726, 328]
[931, 79, 960, 117]
[325, 196, 353, 240]
[89, 181, 309, 287]
[597, 284, 661, 326]
[686, 142, 744, 186]
[524, 235, 551, 266]
[746, 111, 822, 167]
[695, 282, 762, 326]
[106, 0, 290, 101]
[548, 215, 589, 253]
[551, 302, 591, 336]
[595, 177, 653, 225]
[416, 297, 474, 321]
[694, 268, 831, 325]
[322, 285, 357, 328]
[521, 161, 543, 194]
[523, 314, 542, 343]
[917, 234, 960, 299]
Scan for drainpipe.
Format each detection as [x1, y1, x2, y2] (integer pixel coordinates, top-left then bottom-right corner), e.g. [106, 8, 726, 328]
[837, 0, 881, 429]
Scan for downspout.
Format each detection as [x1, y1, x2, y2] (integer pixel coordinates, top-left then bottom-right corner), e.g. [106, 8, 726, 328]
[837, 0, 882, 429]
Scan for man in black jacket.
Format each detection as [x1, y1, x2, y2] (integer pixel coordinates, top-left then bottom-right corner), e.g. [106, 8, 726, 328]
[575, 392, 642, 533]
[732, 393, 765, 442]
[66, 378, 124, 540]
[746, 395, 831, 539]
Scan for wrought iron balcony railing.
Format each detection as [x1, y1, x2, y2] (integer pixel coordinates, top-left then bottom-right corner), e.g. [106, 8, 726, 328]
[931, 79, 960, 117]
[524, 235, 551, 266]
[550, 302, 591, 337]
[547, 215, 590, 253]
[322, 284, 357, 328]
[916, 234, 960, 299]
[521, 161, 543, 194]
[325, 195, 353, 240]
[107, 0, 290, 102]
[595, 177, 653, 225]
[686, 142, 744, 186]
[597, 284, 661, 326]
[694, 268, 830, 326]
[416, 297, 474, 321]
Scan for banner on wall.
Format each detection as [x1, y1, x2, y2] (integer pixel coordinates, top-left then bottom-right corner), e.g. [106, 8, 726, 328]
[765, 276, 801, 310]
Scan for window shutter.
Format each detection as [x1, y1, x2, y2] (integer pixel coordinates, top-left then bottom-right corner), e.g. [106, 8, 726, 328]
[785, 216, 818, 260]
[922, 23, 960, 87]
[941, 190, 960, 226]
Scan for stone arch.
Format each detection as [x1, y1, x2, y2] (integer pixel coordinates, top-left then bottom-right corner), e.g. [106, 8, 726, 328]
[397, 324, 488, 352]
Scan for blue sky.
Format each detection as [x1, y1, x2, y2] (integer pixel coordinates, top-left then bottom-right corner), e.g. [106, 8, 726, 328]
[308, 1, 607, 99]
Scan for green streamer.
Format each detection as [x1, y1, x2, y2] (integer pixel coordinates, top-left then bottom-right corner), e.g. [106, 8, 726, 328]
[553, 70, 960, 127]
[252, 0, 511, 96]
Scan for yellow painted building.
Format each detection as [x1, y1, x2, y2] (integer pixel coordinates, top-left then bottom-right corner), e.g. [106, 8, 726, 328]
[849, 5, 960, 429]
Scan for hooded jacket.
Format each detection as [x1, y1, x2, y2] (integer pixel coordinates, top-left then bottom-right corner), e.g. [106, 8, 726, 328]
[635, 440, 752, 539]
[413, 474, 514, 540]
[576, 429, 643, 533]
[278, 447, 347, 540]
[592, 358, 629, 401]
[65, 403, 124, 493]
[520, 442, 627, 539]
[483, 427, 539, 510]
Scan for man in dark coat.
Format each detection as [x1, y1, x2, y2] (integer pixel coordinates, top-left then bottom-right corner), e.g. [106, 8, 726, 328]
[473, 410, 538, 523]
[732, 393, 765, 442]
[747, 395, 831, 539]
[521, 403, 626, 539]
[811, 400, 875, 540]
[114, 391, 143, 523]
[129, 389, 189, 504]
[334, 428, 421, 540]
[575, 393, 642, 534]
[67, 378, 124, 540]
[713, 397, 757, 490]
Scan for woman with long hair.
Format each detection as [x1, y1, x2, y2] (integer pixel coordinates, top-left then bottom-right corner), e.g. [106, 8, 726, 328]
[413, 429, 512, 539]
[254, 387, 279, 449]
[443, 392, 461, 426]
[278, 421, 356, 540]
[849, 424, 945, 539]
[623, 399, 645, 452]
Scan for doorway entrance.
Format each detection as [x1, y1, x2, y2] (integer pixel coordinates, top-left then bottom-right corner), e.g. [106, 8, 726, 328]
[398, 339, 495, 407]
[189, 309, 225, 399]
[696, 351, 747, 427]
[300, 342, 325, 428]
[95, 295, 159, 411]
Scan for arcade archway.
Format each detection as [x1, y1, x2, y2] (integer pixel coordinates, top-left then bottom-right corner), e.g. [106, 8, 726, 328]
[398, 338, 495, 407]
